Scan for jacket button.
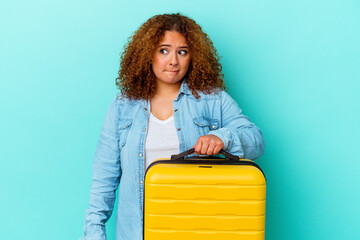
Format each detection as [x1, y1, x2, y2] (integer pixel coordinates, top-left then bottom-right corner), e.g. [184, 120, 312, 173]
[144, 108, 147, 111]
[143, 128, 146, 132]
[139, 153, 143, 157]
[199, 122, 202, 126]
[174, 109, 178, 112]
[140, 180, 143, 184]
[177, 128, 181, 131]
[212, 125, 216, 129]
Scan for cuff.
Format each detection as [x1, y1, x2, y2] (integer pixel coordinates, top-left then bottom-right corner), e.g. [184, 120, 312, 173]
[208, 128, 232, 150]
[81, 224, 106, 240]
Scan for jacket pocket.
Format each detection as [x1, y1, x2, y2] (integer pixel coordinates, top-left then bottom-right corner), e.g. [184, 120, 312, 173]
[118, 119, 132, 149]
[193, 116, 219, 135]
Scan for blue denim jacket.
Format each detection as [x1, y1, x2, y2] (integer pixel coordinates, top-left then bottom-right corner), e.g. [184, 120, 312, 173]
[80, 81, 265, 240]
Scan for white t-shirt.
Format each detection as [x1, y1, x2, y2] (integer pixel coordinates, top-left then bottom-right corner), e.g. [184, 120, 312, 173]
[144, 113, 180, 169]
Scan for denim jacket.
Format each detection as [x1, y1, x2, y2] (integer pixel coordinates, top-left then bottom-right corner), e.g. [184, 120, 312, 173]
[80, 81, 265, 240]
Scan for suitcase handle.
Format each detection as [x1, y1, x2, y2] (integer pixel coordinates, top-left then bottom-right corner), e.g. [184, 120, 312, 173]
[171, 148, 239, 161]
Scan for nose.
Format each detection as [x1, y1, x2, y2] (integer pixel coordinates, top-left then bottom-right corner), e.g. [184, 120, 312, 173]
[169, 52, 179, 66]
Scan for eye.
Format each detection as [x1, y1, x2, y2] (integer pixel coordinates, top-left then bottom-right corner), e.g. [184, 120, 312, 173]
[159, 48, 168, 54]
[178, 50, 188, 55]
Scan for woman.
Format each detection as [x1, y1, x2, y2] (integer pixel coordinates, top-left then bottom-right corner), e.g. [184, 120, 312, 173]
[80, 13, 265, 240]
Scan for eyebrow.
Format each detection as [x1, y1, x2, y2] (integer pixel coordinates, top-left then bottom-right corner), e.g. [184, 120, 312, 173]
[158, 44, 188, 48]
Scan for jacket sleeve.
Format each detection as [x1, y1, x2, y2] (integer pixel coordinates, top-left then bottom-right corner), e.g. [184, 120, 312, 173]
[81, 97, 122, 240]
[208, 91, 265, 160]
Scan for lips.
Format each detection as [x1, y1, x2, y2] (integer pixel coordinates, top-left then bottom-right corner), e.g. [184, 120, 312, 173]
[167, 70, 179, 73]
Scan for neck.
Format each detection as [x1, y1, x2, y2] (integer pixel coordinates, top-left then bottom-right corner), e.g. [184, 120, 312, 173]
[154, 80, 182, 99]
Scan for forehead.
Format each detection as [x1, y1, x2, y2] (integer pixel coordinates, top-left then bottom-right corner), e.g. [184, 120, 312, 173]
[158, 31, 188, 46]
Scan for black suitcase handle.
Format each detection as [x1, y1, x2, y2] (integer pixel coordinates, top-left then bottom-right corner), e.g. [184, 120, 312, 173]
[171, 148, 239, 161]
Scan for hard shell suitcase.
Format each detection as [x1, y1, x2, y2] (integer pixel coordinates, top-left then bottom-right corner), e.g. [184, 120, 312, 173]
[143, 149, 266, 240]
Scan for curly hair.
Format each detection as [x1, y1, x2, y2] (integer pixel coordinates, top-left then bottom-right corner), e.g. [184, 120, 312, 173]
[116, 13, 225, 100]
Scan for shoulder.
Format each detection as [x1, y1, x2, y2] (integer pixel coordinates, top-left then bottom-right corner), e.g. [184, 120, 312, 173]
[114, 92, 140, 105]
[111, 92, 146, 111]
[192, 89, 233, 102]
[196, 90, 242, 114]
[104, 92, 144, 117]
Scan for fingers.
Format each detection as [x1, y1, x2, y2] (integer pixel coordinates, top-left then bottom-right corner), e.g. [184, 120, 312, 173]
[206, 143, 216, 155]
[193, 135, 224, 155]
[213, 144, 223, 155]
[193, 138, 203, 154]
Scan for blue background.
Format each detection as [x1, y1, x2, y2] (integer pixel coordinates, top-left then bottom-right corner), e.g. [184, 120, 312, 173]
[1, 0, 359, 239]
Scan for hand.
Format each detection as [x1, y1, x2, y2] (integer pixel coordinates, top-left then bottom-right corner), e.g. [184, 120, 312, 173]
[192, 135, 224, 155]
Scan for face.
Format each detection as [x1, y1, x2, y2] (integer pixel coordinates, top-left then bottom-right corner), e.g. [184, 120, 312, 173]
[152, 31, 191, 86]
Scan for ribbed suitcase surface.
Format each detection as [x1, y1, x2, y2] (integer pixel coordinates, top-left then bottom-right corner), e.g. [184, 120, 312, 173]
[143, 155, 266, 240]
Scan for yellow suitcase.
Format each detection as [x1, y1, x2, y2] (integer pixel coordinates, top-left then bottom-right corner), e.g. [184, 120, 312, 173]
[144, 149, 266, 240]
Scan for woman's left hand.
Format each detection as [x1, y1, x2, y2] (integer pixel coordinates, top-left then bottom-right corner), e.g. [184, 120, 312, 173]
[192, 135, 225, 155]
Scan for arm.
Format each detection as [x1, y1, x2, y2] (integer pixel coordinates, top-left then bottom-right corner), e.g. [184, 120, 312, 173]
[81, 97, 122, 240]
[208, 91, 265, 160]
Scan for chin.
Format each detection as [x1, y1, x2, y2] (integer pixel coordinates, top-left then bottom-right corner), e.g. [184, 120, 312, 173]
[164, 78, 182, 84]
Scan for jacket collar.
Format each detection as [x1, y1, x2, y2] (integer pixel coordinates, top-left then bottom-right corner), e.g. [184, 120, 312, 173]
[178, 79, 192, 96]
